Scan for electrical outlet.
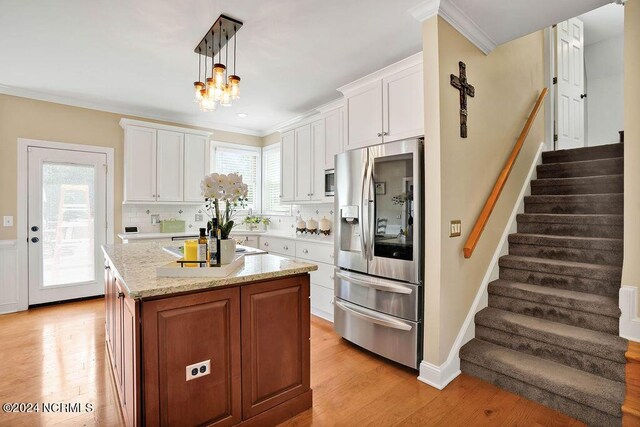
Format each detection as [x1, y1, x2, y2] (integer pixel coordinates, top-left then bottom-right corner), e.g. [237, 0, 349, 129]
[3, 216, 13, 227]
[195, 214, 203, 222]
[151, 214, 160, 225]
[450, 220, 462, 237]
[186, 360, 210, 381]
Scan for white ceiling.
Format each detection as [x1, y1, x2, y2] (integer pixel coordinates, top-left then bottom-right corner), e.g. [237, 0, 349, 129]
[579, 3, 625, 46]
[0, 0, 424, 135]
[0, 0, 616, 136]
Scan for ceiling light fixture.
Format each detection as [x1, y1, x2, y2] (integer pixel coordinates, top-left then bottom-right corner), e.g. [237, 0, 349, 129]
[193, 15, 243, 112]
[237, 113, 247, 118]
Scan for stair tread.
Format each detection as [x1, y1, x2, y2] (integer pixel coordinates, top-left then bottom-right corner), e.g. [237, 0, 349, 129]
[488, 279, 620, 317]
[460, 339, 625, 416]
[516, 213, 623, 225]
[509, 233, 623, 250]
[525, 193, 623, 201]
[499, 255, 622, 281]
[542, 143, 623, 164]
[475, 307, 627, 363]
[539, 157, 624, 168]
[532, 174, 624, 185]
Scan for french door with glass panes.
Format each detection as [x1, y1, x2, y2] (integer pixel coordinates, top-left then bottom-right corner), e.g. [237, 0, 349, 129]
[28, 147, 107, 305]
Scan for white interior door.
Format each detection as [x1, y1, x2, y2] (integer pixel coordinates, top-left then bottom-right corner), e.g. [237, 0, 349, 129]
[556, 18, 585, 149]
[28, 147, 107, 305]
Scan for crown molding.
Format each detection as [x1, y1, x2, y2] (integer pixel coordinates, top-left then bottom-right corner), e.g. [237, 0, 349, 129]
[408, 0, 440, 22]
[438, 0, 496, 54]
[0, 84, 263, 137]
[337, 52, 423, 96]
[408, 0, 497, 55]
[119, 118, 213, 137]
[315, 97, 344, 114]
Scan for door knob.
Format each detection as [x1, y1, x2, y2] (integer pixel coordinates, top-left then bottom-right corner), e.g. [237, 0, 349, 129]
[31, 226, 39, 232]
[31, 237, 39, 243]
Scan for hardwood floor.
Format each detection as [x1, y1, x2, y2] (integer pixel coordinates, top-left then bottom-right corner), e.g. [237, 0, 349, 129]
[0, 299, 583, 426]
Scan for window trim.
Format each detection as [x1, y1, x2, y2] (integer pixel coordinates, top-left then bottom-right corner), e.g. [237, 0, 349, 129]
[210, 141, 262, 214]
[261, 143, 291, 216]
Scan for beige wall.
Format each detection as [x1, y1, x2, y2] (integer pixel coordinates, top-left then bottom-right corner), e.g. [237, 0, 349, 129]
[623, 0, 640, 310]
[262, 131, 281, 147]
[423, 18, 546, 365]
[0, 94, 264, 241]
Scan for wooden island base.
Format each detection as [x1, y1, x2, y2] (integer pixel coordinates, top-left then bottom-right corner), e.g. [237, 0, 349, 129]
[104, 256, 312, 427]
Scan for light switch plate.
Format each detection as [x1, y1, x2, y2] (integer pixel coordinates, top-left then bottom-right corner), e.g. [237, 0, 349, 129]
[186, 359, 211, 381]
[3, 216, 13, 227]
[450, 220, 461, 237]
[195, 214, 203, 222]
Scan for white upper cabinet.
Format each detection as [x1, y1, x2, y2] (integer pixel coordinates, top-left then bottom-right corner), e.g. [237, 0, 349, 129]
[294, 124, 312, 201]
[383, 64, 424, 142]
[124, 126, 157, 202]
[120, 119, 211, 204]
[345, 80, 383, 150]
[310, 119, 325, 202]
[156, 130, 184, 202]
[324, 107, 343, 170]
[339, 53, 423, 149]
[183, 134, 209, 202]
[280, 130, 296, 203]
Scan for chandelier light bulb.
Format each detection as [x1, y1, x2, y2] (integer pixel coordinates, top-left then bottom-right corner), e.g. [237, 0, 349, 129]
[220, 84, 232, 107]
[213, 64, 226, 88]
[193, 82, 204, 102]
[228, 75, 241, 100]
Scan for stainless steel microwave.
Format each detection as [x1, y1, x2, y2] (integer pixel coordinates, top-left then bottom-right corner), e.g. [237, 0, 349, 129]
[324, 169, 335, 196]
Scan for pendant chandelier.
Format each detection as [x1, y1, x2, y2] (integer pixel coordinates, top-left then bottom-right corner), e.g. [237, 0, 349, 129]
[193, 15, 243, 112]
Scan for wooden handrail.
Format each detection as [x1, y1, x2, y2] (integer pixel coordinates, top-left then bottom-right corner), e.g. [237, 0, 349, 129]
[463, 88, 548, 259]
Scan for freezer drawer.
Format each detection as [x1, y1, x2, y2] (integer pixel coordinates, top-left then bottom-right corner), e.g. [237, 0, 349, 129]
[334, 298, 420, 369]
[334, 270, 420, 321]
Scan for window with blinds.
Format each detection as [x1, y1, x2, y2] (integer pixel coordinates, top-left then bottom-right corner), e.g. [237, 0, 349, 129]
[262, 144, 290, 215]
[211, 143, 260, 211]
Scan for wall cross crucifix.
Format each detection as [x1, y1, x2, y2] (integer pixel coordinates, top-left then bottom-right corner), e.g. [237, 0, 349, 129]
[450, 61, 475, 138]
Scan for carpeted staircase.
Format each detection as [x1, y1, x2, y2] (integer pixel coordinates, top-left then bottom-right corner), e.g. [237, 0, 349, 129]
[460, 143, 627, 426]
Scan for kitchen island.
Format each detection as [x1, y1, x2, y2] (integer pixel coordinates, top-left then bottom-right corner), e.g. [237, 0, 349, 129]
[102, 242, 317, 427]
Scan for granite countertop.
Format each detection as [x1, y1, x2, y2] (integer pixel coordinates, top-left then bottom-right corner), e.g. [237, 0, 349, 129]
[102, 241, 318, 299]
[118, 230, 335, 246]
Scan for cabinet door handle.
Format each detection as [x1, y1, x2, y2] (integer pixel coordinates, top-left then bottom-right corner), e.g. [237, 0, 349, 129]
[283, 245, 289, 250]
[302, 249, 308, 254]
[264, 242, 269, 247]
[377, 133, 382, 137]
[383, 131, 388, 136]
[118, 292, 125, 299]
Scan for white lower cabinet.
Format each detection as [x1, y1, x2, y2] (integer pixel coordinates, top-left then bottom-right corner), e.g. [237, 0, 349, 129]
[310, 284, 334, 322]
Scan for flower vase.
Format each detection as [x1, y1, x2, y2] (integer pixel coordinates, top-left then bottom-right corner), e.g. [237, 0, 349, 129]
[219, 239, 237, 265]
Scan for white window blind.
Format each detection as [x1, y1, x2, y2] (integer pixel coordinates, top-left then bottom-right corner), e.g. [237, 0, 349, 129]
[262, 144, 290, 214]
[211, 143, 260, 211]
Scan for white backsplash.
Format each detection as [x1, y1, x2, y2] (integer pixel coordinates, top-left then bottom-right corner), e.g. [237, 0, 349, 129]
[121, 203, 335, 236]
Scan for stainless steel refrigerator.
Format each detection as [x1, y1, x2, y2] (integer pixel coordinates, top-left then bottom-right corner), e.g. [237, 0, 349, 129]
[333, 138, 423, 369]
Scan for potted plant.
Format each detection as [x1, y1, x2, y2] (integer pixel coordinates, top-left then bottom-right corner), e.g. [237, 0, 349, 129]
[201, 172, 249, 264]
[259, 216, 271, 232]
[243, 215, 260, 231]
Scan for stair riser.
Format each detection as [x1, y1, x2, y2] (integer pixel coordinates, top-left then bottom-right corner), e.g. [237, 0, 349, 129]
[488, 295, 619, 334]
[508, 243, 623, 266]
[537, 159, 623, 179]
[460, 361, 622, 425]
[475, 326, 625, 382]
[499, 268, 619, 297]
[517, 222, 623, 239]
[524, 201, 623, 215]
[530, 181, 623, 195]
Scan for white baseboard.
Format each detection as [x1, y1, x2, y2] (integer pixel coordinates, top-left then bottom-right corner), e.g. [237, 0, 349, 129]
[417, 142, 544, 390]
[0, 240, 20, 315]
[418, 359, 461, 390]
[311, 307, 334, 323]
[620, 286, 640, 342]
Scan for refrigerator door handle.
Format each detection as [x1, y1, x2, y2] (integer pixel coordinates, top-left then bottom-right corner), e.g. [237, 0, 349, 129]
[335, 300, 412, 331]
[335, 271, 413, 295]
[365, 159, 375, 261]
[360, 153, 369, 259]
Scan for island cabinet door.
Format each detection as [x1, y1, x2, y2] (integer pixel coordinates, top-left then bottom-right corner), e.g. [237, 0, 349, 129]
[241, 275, 311, 419]
[142, 288, 242, 427]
